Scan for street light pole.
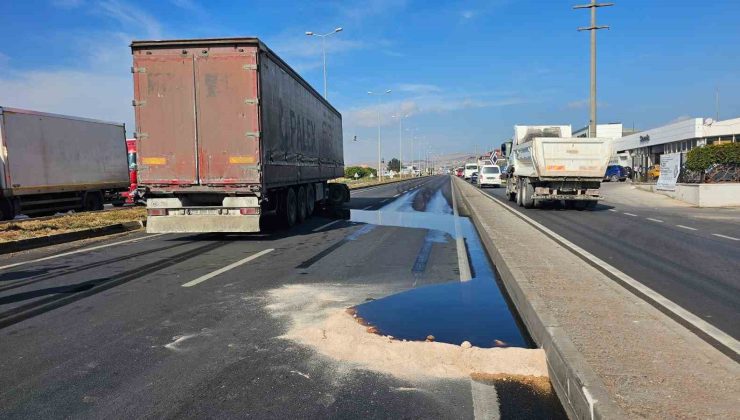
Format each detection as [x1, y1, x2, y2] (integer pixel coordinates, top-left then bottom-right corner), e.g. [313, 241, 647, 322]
[574, 0, 613, 138]
[305, 27, 343, 99]
[368, 89, 391, 181]
[392, 114, 409, 177]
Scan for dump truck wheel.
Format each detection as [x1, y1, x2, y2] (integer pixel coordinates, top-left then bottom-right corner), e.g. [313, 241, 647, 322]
[297, 186, 307, 224]
[522, 179, 534, 209]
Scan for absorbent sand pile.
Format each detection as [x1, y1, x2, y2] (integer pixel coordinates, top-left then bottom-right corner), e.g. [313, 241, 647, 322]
[265, 283, 547, 381]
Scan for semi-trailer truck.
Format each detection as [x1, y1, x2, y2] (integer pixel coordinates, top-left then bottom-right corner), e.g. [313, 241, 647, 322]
[0, 107, 129, 220]
[505, 125, 612, 210]
[130, 37, 348, 233]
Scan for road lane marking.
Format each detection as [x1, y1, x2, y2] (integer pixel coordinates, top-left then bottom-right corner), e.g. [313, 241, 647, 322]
[312, 220, 341, 232]
[623, 212, 637, 217]
[608, 209, 617, 212]
[646, 218, 664, 223]
[393, 193, 401, 197]
[380, 199, 389, 203]
[362, 205, 373, 210]
[450, 178, 473, 282]
[712, 233, 739, 241]
[479, 190, 740, 358]
[181, 249, 274, 287]
[0, 233, 166, 272]
[677, 225, 697, 231]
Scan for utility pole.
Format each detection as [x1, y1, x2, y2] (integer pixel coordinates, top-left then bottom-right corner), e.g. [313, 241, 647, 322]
[368, 90, 391, 181]
[574, 0, 613, 138]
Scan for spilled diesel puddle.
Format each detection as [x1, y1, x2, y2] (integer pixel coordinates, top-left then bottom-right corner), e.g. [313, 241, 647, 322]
[349, 187, 529, 348]
[265, 282, 547, 381]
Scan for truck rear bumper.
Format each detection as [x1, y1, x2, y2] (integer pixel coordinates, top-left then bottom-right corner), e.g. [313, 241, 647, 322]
[146, 215, 261, 233]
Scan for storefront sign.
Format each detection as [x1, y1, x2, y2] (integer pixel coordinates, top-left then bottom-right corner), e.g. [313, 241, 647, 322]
[656, 153, 681, 191]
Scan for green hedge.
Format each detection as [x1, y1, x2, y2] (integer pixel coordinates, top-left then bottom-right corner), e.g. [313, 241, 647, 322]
[344, 166, 377, 179]
[684, 143, 740, 172]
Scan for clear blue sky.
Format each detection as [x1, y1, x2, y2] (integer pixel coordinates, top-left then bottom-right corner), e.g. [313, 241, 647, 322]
[1, 0, 739, 165]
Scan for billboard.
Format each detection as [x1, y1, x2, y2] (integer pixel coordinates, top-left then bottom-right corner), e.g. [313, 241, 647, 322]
[656, 153, 681, 191]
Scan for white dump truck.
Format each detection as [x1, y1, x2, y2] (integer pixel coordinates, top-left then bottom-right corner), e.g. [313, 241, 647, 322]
[505, 125, 612, 210]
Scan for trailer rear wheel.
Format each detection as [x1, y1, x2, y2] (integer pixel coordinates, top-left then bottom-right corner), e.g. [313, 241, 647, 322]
[282, 188, 297, 228]
[296, 186, 307, 224]
[573, 201, 588, 211]
[306, 183, 316, 216]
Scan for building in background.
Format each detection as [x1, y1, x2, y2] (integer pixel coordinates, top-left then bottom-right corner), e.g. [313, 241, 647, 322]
[612, 117, 740, 170]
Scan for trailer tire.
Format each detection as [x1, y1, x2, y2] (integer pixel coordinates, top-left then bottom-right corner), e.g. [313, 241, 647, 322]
[585, 200, 598, 210]
[327, 184, 345, 207]
[574, 201, 588, 211]
[83, 192, 103, 211]
[283, 188, 298, 227]
[296, 186, 307, 224]
[306, 183, 316, 216]
[0, 199, 14, 221]
[522, 179, 534, 209]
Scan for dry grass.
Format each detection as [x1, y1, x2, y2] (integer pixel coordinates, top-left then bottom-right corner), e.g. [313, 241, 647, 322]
[0, 208, 146, 243]
[331, 175, 422, 190]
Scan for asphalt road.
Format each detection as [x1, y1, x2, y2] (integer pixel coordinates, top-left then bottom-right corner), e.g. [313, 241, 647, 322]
[0, 176, 561, 419]
[477, 181, 740, 340]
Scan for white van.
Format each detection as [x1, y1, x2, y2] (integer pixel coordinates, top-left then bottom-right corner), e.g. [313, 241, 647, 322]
[464, 163, 478, 180]
[478, 165, 502, 188]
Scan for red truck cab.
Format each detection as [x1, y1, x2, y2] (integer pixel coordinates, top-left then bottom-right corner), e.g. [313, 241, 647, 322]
[115, 139, 140, 205]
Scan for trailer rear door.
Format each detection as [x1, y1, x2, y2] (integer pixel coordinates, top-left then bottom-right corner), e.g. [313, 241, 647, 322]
[132, 54, 198, 185]
[194, 47, 260, 185]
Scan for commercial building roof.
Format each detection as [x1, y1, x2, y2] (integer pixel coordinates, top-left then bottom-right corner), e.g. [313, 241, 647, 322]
[613, 117, 740, 152]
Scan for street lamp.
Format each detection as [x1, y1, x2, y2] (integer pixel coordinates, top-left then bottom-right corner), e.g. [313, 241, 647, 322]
[406, 127, 419, 176]
[391, 113, 409, 177]
[368, 89, 392, 181]
[305, 27, 343, 99]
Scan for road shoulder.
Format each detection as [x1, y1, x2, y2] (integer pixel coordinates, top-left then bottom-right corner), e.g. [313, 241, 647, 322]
[453, 176, 739, 419]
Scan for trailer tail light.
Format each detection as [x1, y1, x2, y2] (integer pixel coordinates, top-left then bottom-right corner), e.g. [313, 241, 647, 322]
[239, 207, 260, 215]
[147, 209, 167, 216]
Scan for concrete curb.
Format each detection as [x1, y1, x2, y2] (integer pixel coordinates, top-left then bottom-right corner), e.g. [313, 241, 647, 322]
[0, 221, 144, 255]
[452, 177, 624, 420]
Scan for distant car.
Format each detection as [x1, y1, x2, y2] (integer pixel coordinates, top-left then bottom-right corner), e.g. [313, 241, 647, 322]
[464, 163, 478, 180]
[604, 165, 627, 182]
[478, 165, 502, 188]
[455, 167, 464, 177]
[647, 164, 660, 179]
[470, 172, 478, 184]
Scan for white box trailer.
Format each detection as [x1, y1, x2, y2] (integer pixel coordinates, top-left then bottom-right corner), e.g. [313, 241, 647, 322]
[505, 125, 612, 209]
[0, 107, 129, 219]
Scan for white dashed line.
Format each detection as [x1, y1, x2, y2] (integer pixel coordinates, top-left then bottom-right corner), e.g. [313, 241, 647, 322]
[712, 234, 740, 241]
[623, 212, 637, 217]
[182, 249, 274, 287]
[362, 205, 373, 210]
[312, 220, 341, 232]
[646, 218, 664, 223]
[393, 193, 401, 198]
[608, 209, 617, 212]
[677, 225, 697, 231]
[380, 199, 389, 203]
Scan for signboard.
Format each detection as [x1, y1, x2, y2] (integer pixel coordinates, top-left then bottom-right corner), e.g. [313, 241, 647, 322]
[656, 153, 681, 191]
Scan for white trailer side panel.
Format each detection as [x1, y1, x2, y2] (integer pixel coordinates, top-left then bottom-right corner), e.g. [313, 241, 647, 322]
[0, 108, 129, 195]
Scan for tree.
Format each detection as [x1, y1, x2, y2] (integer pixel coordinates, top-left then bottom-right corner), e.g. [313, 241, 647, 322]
[386, 158, 400, 172]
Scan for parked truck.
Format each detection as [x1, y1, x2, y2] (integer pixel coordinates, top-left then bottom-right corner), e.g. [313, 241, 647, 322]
[0, 107, 129, 220]
[130, 38, 348, 233]
[505, 125, 612, 210]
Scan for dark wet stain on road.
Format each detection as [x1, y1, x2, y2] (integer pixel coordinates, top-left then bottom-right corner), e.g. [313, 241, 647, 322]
[350, 180, 531, 348]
